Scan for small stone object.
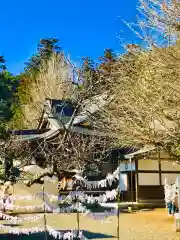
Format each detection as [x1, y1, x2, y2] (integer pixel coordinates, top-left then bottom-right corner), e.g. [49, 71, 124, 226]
[139, 209, 152, 212]
[128, 207, 132, 212]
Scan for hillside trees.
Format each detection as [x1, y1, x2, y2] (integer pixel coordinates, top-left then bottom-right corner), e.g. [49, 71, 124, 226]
[79, 49, 117, 98]
[0, 56, 20, 125]
[0, 56, 6, 70]
[9, 38, 64, 129]
[25, 38, 61, 73]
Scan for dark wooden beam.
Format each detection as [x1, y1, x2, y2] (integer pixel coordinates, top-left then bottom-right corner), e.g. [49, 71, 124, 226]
[159, 160, 162, 185]
[138, 170, 159, 173]
[135, 159, 139, 202]
[145, 157, 177, 161]
[158, 149, 162, 185]
[138, 170, 180, 174]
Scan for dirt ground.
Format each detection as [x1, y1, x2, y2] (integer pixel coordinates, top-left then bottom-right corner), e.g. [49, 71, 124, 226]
[39, 209, 180, 240]
[0, 183, 180, 239]
[0, 209, 179, 240]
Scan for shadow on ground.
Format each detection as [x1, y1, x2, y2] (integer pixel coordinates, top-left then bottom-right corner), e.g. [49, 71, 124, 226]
[2, 223, 22, 227]
[0, 230, 115, 239]
[83, 230, 115, 239]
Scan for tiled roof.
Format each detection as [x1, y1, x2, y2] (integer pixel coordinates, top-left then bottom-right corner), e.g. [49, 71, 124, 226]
[8, 129, 50, 135]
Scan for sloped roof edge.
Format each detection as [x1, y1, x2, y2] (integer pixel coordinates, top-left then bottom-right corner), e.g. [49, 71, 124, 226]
[124, 146, 155, 159]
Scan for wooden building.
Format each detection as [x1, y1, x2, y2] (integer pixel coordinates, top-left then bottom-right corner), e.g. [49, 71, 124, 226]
[119, 147, 180, 203]
[10, 98, 136, 193]
[11, 97, 180, 203]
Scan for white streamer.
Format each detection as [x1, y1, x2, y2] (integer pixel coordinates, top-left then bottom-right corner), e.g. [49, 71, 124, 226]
[0, 224, 87, 239]
[0, 212, 42, 223]
[10, 195, 37, 201]
[74, 167, 120, 189]
[27, 166, 120, 190]
[9, 204, 44, 211]
[9, 189, 118, 204]
[5, 202, 87, 213]
[65, 189, 118, 204]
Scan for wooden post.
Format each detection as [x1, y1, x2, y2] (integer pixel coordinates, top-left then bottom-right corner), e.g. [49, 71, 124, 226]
[42, 181, 48, 240]
[77, 202, 80, 231]
[76, 189, 80, 233]
[117, 162, 120, 240]
[130, 158, 133, 206]
[75, 183, 80, 237]
[135, 159, 139, 203]
[164, 177, 167, 208]
[177, 176, 180, 214]
[174, 176, 180, 232]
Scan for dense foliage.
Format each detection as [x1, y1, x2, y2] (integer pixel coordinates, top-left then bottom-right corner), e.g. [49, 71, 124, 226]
[0, 38, 62, 129]
[0, 38, 118, 130]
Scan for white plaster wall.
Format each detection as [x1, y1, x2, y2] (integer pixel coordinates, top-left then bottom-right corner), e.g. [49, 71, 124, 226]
[119, 174, 128, 191]
[138, 173, 160, 185]
[161, 173, 179, 185]
[138, 159, 159, 170]
[161, 161, 180, 171]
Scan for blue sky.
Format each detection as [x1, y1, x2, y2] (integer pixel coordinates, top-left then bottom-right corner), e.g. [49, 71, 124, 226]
[1, 0, 138, 74]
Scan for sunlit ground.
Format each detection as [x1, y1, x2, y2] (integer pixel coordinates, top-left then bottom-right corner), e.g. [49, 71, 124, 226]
[0, 209, 179, 240]
[0, 183, 179, 239]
